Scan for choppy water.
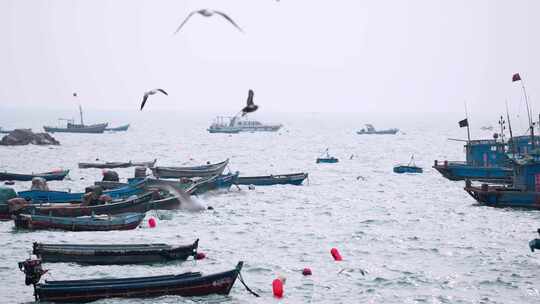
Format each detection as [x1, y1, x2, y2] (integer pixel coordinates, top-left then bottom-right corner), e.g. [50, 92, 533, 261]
[1, 112, 539, 303]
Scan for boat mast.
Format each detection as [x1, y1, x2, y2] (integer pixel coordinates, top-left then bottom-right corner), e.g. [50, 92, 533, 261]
[79, 105, 84, 126]
[514, 74, 534, 150]
[464, 100, 471, 142]
[506, 100, 516, 158]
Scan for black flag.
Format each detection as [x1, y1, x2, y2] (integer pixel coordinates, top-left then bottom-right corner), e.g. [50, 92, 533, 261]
[459, 118, 468, 128]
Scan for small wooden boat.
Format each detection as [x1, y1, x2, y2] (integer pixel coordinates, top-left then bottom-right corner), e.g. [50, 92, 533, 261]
[235, 172, 308, 186]
[19, 259, 243, 303]
[0, 170, 69, 181]
[11, 192, 155, 217]
[151, 159, 229, 179]
[18, 180, 145, 203]
[105, 124, 130, 132]
[79, 159, 156, 169]
[13, 212, 145, 231]
[393, 155, 423, 173]
[356, 124, 399, 135]
[33, 239, 199, 264]
[316, 149, 339, 164]
[189, 173, 238, 195]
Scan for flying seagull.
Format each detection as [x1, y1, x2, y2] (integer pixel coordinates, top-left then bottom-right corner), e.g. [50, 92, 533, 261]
[140, 89, 168, 111]
[174, 9, 243, 34]
[241, 89, 258, 116]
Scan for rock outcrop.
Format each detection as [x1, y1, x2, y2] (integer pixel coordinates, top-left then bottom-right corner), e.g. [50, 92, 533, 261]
[0, 129, 60, 146]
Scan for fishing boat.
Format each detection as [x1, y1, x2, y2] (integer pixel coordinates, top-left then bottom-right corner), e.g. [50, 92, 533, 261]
[0, 170, 69, 181]
[356, 124, 399, 135]
[10, 192, 155, 217]
[19, 258, 243, 302]
[43, 106, 108, 134]
[105, 124, 130, 132]
[79, 159, 156, 169]
[32, 239, 199, 265]
[393, 155, 423, 174]
[13, 212, 145, 231]
[151, 159, 229, 179]
[235, 172, 308, 186]
[433, 135, 540, 184]
[18, 180, 145, 203]
[189, 173, 238, 195]
[464, 157, 540, 209]
[316, 149, 339, 164]
[208, 116, 282, 133]
[0, 187, 17, 220]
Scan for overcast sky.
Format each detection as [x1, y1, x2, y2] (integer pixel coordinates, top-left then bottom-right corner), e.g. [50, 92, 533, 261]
[0, 0, 539, 116]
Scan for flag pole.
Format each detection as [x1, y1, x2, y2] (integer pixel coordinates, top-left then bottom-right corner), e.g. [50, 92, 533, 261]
[464, 100, 471, 143]
[515, 74, 535, 150]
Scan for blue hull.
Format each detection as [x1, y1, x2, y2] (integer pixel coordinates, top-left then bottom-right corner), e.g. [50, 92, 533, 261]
[393, 166, 423, 174]
[464, 185, 540, 209]
[18, 181, 145, 203]
[316, 158, 338, 163]
[235, 173, 308, 186]
[433, 163, 511, 184]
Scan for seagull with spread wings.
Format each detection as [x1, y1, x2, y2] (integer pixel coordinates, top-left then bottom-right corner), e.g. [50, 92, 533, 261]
[140, 89, 168, 111]
[174, 9, 243, 34]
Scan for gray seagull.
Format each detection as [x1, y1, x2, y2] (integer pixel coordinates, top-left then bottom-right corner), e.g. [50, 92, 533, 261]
[174, 9, 243, 34]
[140, 89, 168, 111]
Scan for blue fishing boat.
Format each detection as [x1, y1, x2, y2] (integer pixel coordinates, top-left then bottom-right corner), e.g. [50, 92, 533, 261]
[18, 180, 145, 203]
[434, 135, 539, 184]
[105, 124, 130, 132]
[393, 156, 423, 173]
[0, 170, 69, 182]
[189, 172, 239, 195]
[316, 149, 339, 164]
[464, 156, 540, 209]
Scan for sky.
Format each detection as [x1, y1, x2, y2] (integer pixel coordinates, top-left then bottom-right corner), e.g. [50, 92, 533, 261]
[0, 0, 539, 117]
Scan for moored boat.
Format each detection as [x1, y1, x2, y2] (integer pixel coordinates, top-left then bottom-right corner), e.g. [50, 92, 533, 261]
[13, 212, 145, 231]
[235, 172, 308, 186]
[19, 259, 243, 302]
[79, 159, 156, 169]
[151, 159, 229, 179]
[316, 149, 338, 164]
[189, 173, 238, 195]
[356, 124, 399, 135]
[208, 116, 282, 133]
[0, 170, 69, 182]
[105, 124, 130, 132]
[43, 106, 108, 134]
[33, 239, 199, 265]
[394, 155, 423, 174]
[10, 191, 155, 217]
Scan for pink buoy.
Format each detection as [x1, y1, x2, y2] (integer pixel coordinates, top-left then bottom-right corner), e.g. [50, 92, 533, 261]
[302, 268, 312, 276]
[148, 217, 156, 228]
[272, 278, 284, 298]
[331, 248, 342, 261]
[195, 252, 206, 260]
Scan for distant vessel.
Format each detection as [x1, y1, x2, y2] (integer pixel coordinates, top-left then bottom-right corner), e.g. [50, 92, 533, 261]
[357, 124, 399, 135]
[316, 149, 339, 164]
[43, 106, 108, 134]
[105, 124, 130, 132]
[208, 116, 282, 134]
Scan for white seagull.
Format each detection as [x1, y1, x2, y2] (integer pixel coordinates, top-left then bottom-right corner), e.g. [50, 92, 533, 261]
[140, 89, 168, 111]
[174, 9, 243, 34]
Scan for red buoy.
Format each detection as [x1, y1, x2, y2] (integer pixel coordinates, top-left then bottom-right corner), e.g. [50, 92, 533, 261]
[272, 278, 284, 298]
[195, 252, 206, 260]
[302, 268, 312, 276]
[148, 217, 156, 228]
[331, 248, 342, 261]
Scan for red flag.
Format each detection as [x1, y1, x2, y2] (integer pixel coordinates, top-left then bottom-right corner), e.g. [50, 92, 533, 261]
[512, 73, 521, 82]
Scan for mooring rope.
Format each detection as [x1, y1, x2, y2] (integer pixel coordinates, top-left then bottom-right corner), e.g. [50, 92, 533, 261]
[238, 272, 260, 297]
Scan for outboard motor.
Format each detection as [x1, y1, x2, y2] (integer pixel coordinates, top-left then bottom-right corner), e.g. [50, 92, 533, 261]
[18, 258, 47, 286]
[134, 167, 147, 178]
[102, 170, 119, 182]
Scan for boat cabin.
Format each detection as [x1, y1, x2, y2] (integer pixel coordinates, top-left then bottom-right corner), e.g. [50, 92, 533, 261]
[464, 136, 540, 167]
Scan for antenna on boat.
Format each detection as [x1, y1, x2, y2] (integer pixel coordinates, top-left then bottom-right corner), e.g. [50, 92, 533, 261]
[506, 100, 516, 158]
[464, 100, 471, 142]
[79, 105, 84, 126]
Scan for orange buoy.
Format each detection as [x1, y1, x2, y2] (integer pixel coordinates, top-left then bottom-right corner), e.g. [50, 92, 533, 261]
[272, 278, 284, 298]
[302, 268, 312, 276]
[195, 252, 206, 260]
[331, 248, 342, 261]
[148, 217, 156, 228]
